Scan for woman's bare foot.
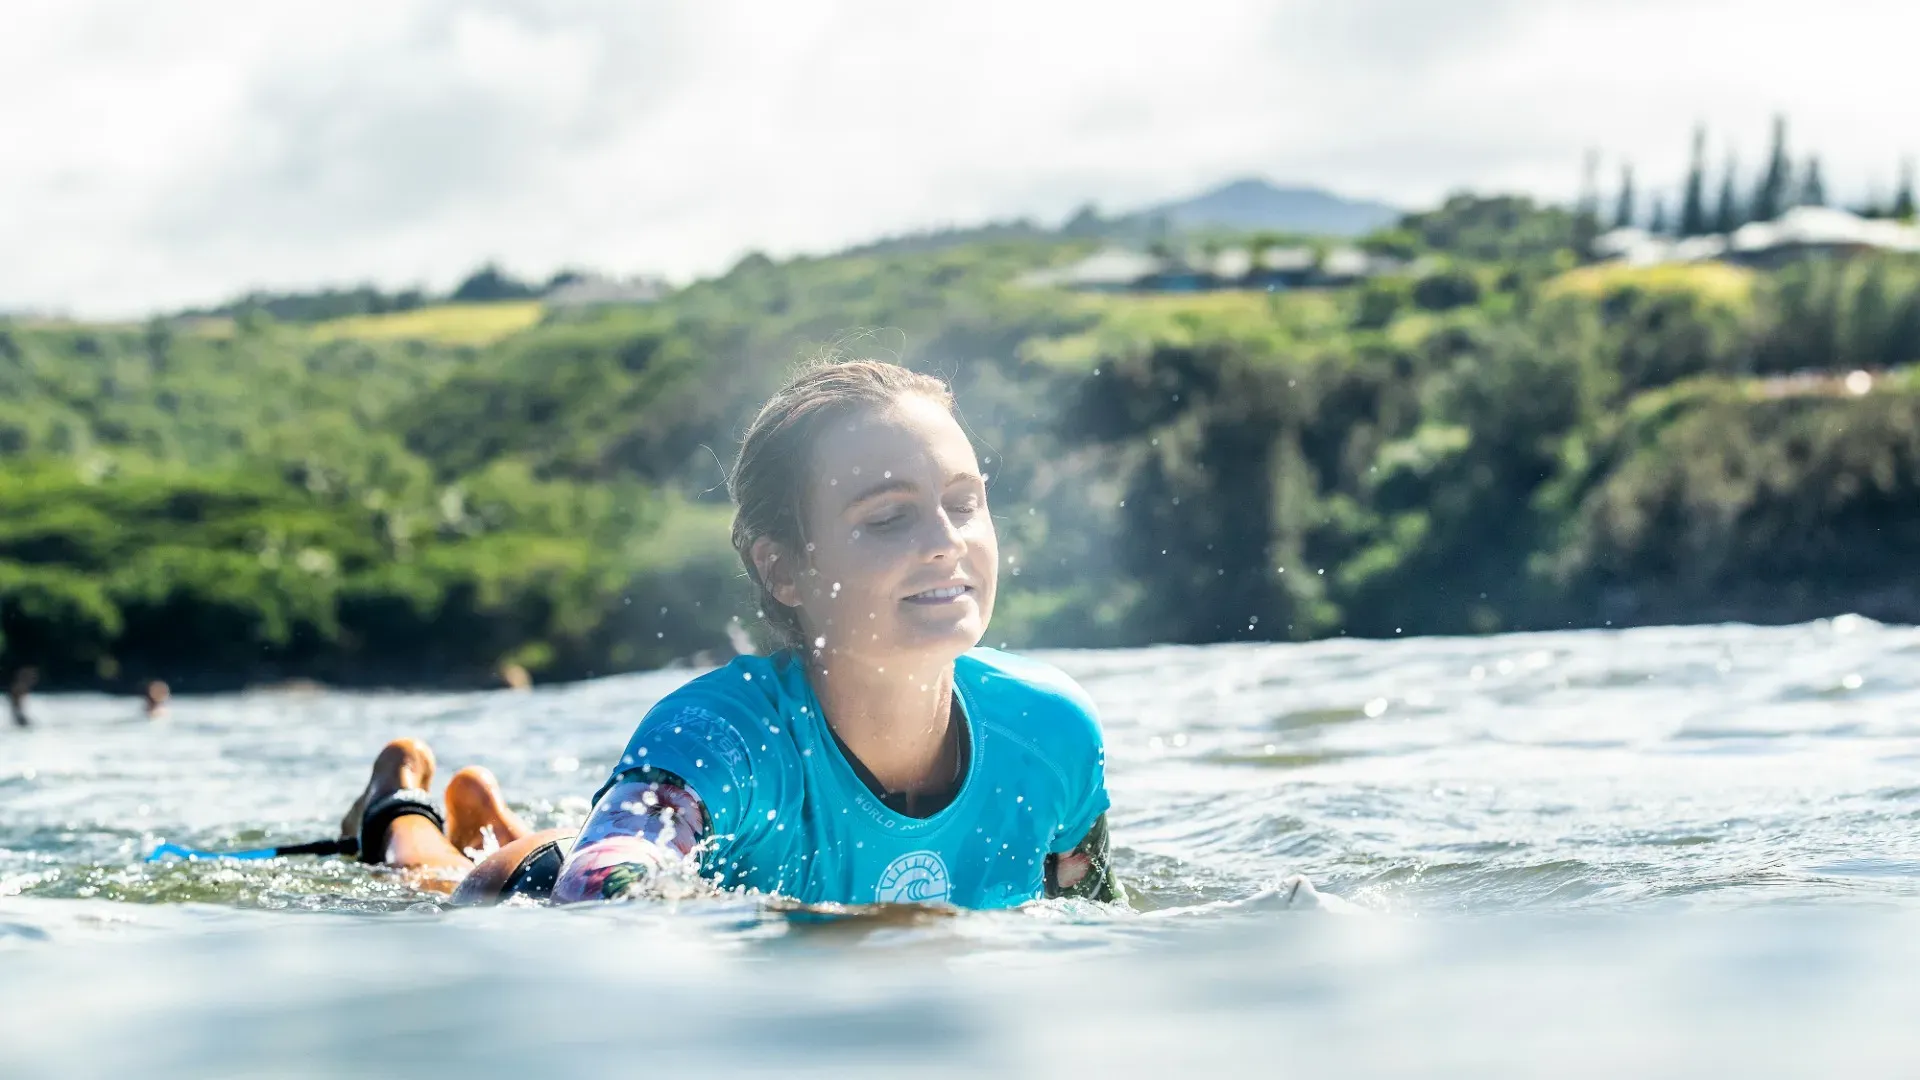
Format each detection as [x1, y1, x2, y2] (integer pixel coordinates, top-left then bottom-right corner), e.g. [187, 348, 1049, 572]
[445, 765, 533, 854]
[339, 738, 437, 841]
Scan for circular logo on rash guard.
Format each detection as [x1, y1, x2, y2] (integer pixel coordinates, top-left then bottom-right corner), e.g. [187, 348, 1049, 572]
[873, 850, 952, 905]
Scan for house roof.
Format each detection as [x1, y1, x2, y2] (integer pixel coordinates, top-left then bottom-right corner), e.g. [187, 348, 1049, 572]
[1730, 206, 1920, 254]
[544, 275, 668, 306]
[1260, 246, 1317, 272]
[1211, 249, 1254, 278]
[1320, 247, 1371, 277]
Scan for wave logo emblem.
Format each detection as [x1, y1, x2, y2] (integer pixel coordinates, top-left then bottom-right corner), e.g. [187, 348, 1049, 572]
[873, 850, 952, 905]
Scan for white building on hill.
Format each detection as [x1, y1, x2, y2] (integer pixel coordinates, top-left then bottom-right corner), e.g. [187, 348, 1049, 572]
[543, 274, 668, 307]
[1019, 244, 1403, 292]
[1595, 206, 1920, 268]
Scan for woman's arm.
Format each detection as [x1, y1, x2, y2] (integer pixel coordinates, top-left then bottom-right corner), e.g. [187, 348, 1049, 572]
[551, 776, 710, 904]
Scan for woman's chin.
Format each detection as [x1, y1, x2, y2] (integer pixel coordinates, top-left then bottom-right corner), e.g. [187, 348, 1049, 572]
[894, 608, 987, 658]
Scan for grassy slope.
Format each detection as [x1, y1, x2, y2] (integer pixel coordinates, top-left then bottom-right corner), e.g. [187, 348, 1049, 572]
[306, 302, 546, 346]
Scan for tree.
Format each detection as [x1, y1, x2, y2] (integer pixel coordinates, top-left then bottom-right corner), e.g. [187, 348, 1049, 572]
[451, 264, 537, 303]
[1412, 267, 1482, 311]
[1613, 164, 1638, 230]
[1649, 196, 1670, 236]
[1714, 156, 1743, 235]
[1680, 125, 1709, 236]
[1061, 203, 1105, 238]
[1895, 159, 1917, 222]
[1575, 149, 1602, 251]
[1798, 156, 1826, 207]
[1752, 114, 1791, 222]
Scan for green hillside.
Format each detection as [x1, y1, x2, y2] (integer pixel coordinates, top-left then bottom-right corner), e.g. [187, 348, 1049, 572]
[6, 196, 1920, 690]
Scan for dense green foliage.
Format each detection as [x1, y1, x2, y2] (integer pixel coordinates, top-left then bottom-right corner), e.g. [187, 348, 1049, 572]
[6, 195, 1920, 689]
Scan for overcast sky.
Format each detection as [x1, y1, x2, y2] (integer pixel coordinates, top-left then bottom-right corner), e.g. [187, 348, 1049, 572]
[4, 0, 1915, 317]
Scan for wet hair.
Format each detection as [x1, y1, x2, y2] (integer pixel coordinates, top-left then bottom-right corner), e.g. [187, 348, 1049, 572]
[729, 358, 955, 651]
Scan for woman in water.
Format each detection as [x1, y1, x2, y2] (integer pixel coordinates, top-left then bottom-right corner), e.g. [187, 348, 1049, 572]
[340, 359, 1120, 909]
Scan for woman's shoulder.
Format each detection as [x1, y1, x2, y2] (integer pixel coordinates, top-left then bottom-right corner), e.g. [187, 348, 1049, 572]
[598, 652, 807, 811]
[957, 647, 1103, 749]
[644, 651, 803, 720]
[626, 653, 810, 760]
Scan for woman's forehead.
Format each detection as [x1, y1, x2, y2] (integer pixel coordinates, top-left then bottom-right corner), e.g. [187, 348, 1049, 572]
[811, 399, 977, 479]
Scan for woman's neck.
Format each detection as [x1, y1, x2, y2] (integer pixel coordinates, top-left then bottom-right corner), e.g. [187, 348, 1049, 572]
[808, 649, 958, 795]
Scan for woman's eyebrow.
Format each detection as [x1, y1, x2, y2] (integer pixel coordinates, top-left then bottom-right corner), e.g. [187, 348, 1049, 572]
[844, 471, 983, 508]
[844, 477, 917, 506]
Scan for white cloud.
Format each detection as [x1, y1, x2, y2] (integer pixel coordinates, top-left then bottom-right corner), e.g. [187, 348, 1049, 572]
[2, 0, 1916, 316]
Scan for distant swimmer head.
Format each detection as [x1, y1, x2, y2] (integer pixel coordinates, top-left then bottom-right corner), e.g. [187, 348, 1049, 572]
[730, 358, 998, 664]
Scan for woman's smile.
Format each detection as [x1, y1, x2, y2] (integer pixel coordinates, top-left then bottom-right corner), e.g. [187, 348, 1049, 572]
[903, 584, 975, 604]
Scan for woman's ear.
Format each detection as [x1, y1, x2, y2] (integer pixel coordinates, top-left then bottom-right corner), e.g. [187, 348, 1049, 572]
[751, 536, 802, 609]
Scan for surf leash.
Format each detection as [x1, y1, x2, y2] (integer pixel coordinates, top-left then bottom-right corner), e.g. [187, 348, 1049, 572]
[145, 837, 359, 862]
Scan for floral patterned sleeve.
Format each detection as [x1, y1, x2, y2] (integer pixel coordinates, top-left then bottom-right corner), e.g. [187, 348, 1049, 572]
[551, 772, 709, 904]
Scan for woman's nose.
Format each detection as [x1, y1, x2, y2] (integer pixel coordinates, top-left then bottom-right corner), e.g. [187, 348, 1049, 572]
[922, 507, 967, 560]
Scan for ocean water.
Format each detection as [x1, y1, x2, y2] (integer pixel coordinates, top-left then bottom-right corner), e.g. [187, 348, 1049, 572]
[6, 618, 1920, 1076]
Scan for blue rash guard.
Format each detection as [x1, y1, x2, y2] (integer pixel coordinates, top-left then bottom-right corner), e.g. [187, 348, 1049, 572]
[593, 648, 1110, 910]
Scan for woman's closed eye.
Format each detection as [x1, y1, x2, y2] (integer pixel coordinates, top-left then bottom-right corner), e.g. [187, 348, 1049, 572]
[864, 507, 911, 531]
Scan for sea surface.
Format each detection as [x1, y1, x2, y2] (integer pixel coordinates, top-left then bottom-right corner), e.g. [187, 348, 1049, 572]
[6, 618, 1920, 1076]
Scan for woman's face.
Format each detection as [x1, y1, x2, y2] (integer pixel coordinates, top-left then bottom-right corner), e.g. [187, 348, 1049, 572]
[774, 395, 997, 667]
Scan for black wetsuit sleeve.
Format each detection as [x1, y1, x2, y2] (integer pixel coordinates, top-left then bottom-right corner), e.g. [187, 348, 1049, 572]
[1045, 813, 1125, 904]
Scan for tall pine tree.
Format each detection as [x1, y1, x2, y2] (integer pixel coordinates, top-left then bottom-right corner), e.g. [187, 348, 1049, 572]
[1798, 156, 1826, 207]
[1752, 114, 1791, 222]
[1715, 156, 1742, 234]
[1614, 163, 1637, 229]
[1574, 148, 1601, 251]
[1680, 125, 1709, 236]
[1649, 196, 1670, 236]
[1895, 159, 1916, 222]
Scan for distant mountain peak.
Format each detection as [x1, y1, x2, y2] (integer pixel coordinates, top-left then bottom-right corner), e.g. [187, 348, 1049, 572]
[837, 177, 1402, 259]
[1131, 177, 1401, 237]
[1212, 177, 1301, 196]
